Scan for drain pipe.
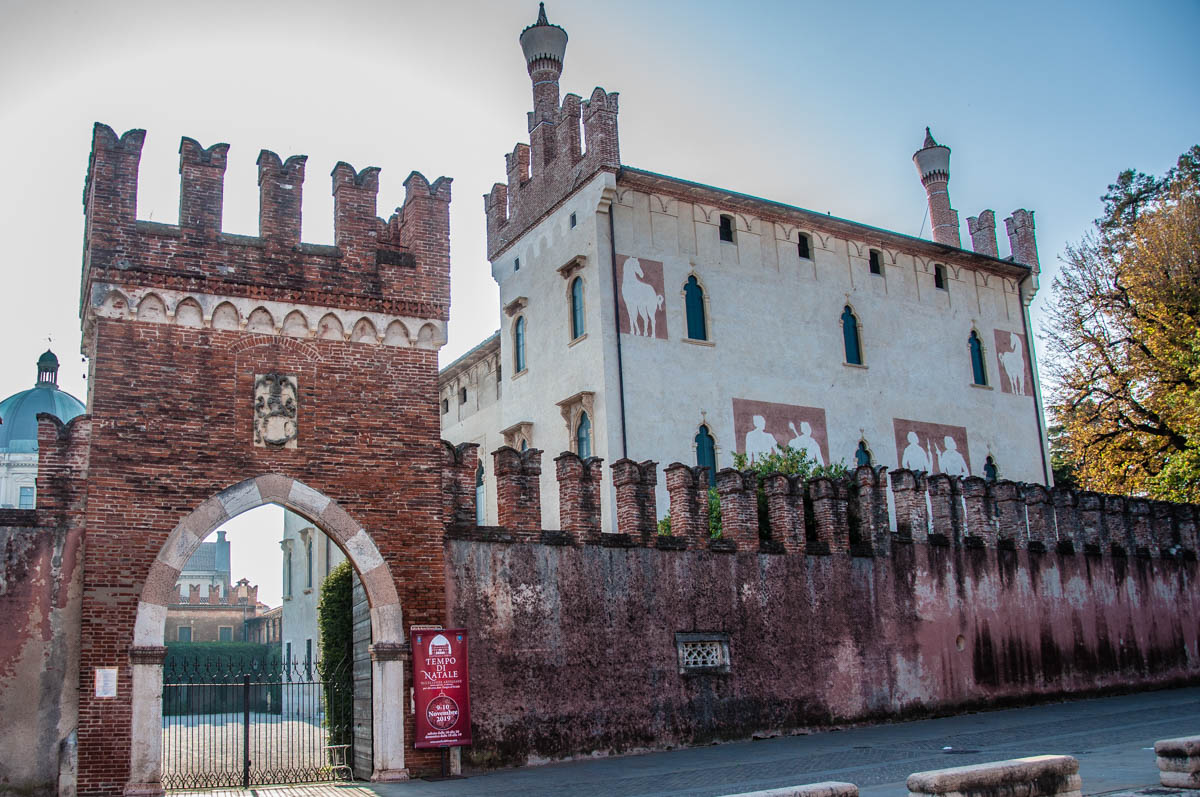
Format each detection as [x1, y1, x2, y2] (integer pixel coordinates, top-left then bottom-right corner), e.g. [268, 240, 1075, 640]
[607, 204, 629, 460]
[1019, 272, 1051, 485]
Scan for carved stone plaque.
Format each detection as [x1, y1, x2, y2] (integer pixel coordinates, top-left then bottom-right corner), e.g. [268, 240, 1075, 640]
[254, 373, 299, 449]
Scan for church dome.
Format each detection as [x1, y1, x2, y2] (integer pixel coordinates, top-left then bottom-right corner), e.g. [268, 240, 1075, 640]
[0, 350, 86, 454]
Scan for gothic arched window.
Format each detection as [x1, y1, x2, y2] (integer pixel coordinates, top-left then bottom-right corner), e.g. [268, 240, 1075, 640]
[514, 316, 527, 373]
[969, 330, 988, 386]
[570, 278, 585, 340]
[695, 425, 717, 487]
[576, 411, 592, 459]
[855, 440, 872, 467]
[842, 306, 862, 365]
[685, 276, 708, 341]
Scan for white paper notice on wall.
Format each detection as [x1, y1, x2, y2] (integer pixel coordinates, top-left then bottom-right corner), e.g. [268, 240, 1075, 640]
[94, 667, 118, 698]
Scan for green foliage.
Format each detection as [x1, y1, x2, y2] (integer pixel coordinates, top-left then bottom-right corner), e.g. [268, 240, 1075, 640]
[317, 560, 354, 746]
[162, 642, 282, 715]
[164, 640, 280, 670]
[655, 447, 849, 540]
[1047, 145, 1200, 501]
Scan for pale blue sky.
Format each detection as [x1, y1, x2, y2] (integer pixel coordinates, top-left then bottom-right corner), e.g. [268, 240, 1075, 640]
[1, 0, 1196, 600]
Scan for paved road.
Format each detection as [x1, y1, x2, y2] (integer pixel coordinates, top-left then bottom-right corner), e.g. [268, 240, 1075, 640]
[173, 687, 1200, 797]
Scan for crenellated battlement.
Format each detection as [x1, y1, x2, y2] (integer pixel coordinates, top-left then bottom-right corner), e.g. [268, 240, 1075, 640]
[444, 446, 1200, 562]
[80, 122, 452, 350]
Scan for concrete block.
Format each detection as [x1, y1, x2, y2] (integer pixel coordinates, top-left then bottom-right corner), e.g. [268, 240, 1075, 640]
[1156, 735, 1200, 787]
[719, 782, 857, 797]
[907, 755, 1080, 797]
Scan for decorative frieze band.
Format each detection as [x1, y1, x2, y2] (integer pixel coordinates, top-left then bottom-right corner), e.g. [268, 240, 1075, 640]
[85, 282, 446, 351]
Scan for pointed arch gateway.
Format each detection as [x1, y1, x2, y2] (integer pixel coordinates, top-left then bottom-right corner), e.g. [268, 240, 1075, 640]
[127, 475, 409, 792]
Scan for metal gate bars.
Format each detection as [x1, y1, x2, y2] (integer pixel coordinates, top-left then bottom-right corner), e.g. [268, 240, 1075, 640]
[161, 656, 353, 789]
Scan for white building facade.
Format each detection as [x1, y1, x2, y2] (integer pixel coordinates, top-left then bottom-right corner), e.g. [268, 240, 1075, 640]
[441, 8, 1052, 533]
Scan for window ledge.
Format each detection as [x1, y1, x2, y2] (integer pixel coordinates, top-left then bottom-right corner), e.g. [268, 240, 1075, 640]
[302, 588, 312, 595]
[511, 368, 528, 381]
[843, 362, 868, 369]
[683, 337, 715, 347]
[568, 333, 588, 348]
[970, 382, 993, 390]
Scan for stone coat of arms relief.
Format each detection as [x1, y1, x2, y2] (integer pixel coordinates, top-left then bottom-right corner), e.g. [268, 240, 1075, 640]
[254, 373, 299, 448]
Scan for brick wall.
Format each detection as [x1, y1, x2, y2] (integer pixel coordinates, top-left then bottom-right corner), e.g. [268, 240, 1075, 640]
[73, 123, 453, 794]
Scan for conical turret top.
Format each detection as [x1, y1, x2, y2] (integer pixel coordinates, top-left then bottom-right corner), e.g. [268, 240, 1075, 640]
[913, 126, 951, 184]
[520, 3, 568, 73]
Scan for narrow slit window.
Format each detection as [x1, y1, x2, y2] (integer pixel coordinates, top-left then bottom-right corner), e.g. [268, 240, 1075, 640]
[969, 330, 987, 386]
[842, 306, 862, 365]
[718, 214, 735, 243]
[685, 276, 708, 341]
[514, 316, 526, 372]
[797, 234, 811, 260]
[695, 425, 717, 487]
[459, 386, 468, 404]
[855, 440, 872, 467]
[935, 263, 947, 290]
[475, 463, 485, 525]
[868, 249, 882, 275]
[514, 257, 520, 271]
[576, 411, 592, 459]
[984, 456, 998, 481]
[570, 277, 585, 340]
[569, 212, 577, 228]
[441, 398, 449, 414]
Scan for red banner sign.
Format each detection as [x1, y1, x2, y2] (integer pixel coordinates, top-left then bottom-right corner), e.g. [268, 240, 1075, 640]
[412, 628, 471, 749]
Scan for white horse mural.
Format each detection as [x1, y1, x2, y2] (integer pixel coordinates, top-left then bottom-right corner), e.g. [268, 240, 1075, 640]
[999, 332, 1027, 395]
[621, 257, 664, 337]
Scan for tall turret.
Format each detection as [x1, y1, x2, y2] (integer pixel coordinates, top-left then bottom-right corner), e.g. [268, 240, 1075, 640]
[520, 3, 568, 132]
[913, 127, 961, 248]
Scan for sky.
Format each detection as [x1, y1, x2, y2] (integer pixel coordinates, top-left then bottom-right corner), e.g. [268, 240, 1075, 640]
[1, 0, 1197, 600]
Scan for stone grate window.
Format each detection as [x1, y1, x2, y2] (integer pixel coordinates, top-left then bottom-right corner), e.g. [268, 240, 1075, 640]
[675, 632, 731, 675]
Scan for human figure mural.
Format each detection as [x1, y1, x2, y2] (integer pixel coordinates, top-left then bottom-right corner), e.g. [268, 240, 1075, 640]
[617, 256, 667, 338]
[893, 419, 971, 476]
[732, 399, 830, 466]
[788, 421, 824, 466]
[994, 329, 1032, 396]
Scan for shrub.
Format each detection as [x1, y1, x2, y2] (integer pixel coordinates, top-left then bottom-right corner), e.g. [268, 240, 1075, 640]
[317, 560, 354, 746]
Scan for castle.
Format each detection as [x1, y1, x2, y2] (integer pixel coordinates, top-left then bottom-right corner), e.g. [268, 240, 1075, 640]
[440, 5, 1051, 533]
[0, 6, 1197, 797]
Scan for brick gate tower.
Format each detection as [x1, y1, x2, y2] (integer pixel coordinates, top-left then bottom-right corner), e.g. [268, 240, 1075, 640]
[74, 123, 453, 795]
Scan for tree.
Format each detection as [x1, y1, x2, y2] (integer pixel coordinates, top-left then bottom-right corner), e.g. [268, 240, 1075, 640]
[317, 559, 355, 747]
[1045, 146, 1200, 501]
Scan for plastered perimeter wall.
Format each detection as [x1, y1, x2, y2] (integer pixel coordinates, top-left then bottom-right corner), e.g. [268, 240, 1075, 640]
[0, 522, 83, 797]
[445, 537, 1199, 768]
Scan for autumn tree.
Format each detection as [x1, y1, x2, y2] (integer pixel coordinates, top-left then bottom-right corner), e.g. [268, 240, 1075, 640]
[1045, 146, 1200, 501]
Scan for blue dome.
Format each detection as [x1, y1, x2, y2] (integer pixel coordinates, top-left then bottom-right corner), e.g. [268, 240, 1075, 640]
[0, 351, 86, 454]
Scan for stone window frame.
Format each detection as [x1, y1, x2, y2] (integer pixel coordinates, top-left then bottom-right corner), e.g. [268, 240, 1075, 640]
[502, 421, 534, 452]
[681, 270, 715, 346]
[675, 631, 731, 676]
[968, 323, 992, 389]
[512, 314, 528, 376]
[280, 539, 294, 600]
[556, 391, 595, 457]
[568, 276, 587, 343]
[840, 301, 866, 368]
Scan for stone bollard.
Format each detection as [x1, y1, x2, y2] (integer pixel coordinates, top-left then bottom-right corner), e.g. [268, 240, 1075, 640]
[1155, 734, 1200, 787]
[718, 782, 857, 797]
[907, 755, 1080, 797]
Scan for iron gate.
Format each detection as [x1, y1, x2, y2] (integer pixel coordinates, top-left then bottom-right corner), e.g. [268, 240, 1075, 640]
[161, 657, 353, 789]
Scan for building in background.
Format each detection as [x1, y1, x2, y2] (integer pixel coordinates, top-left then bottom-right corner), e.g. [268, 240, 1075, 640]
[165, 577, 269, 643]
[175, 529, 232, 597]
[0, 351, 86, 508]
[441, 7, 1051, 531]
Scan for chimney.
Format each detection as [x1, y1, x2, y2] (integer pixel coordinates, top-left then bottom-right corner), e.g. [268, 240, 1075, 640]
[913, 127, 961, 247]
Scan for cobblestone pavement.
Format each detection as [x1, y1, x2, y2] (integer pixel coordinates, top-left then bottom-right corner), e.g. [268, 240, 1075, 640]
[169, 687, 1200, 797]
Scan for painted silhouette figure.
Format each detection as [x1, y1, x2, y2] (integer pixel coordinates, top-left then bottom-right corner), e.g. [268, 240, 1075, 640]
[620, 258, 664, 337]
[901, 430, 930, 472]
[999, 332, 1027, 395]
[744, 415, 776, 463]
[788, 421, 824, 466]
[937, 436, 969, 477]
